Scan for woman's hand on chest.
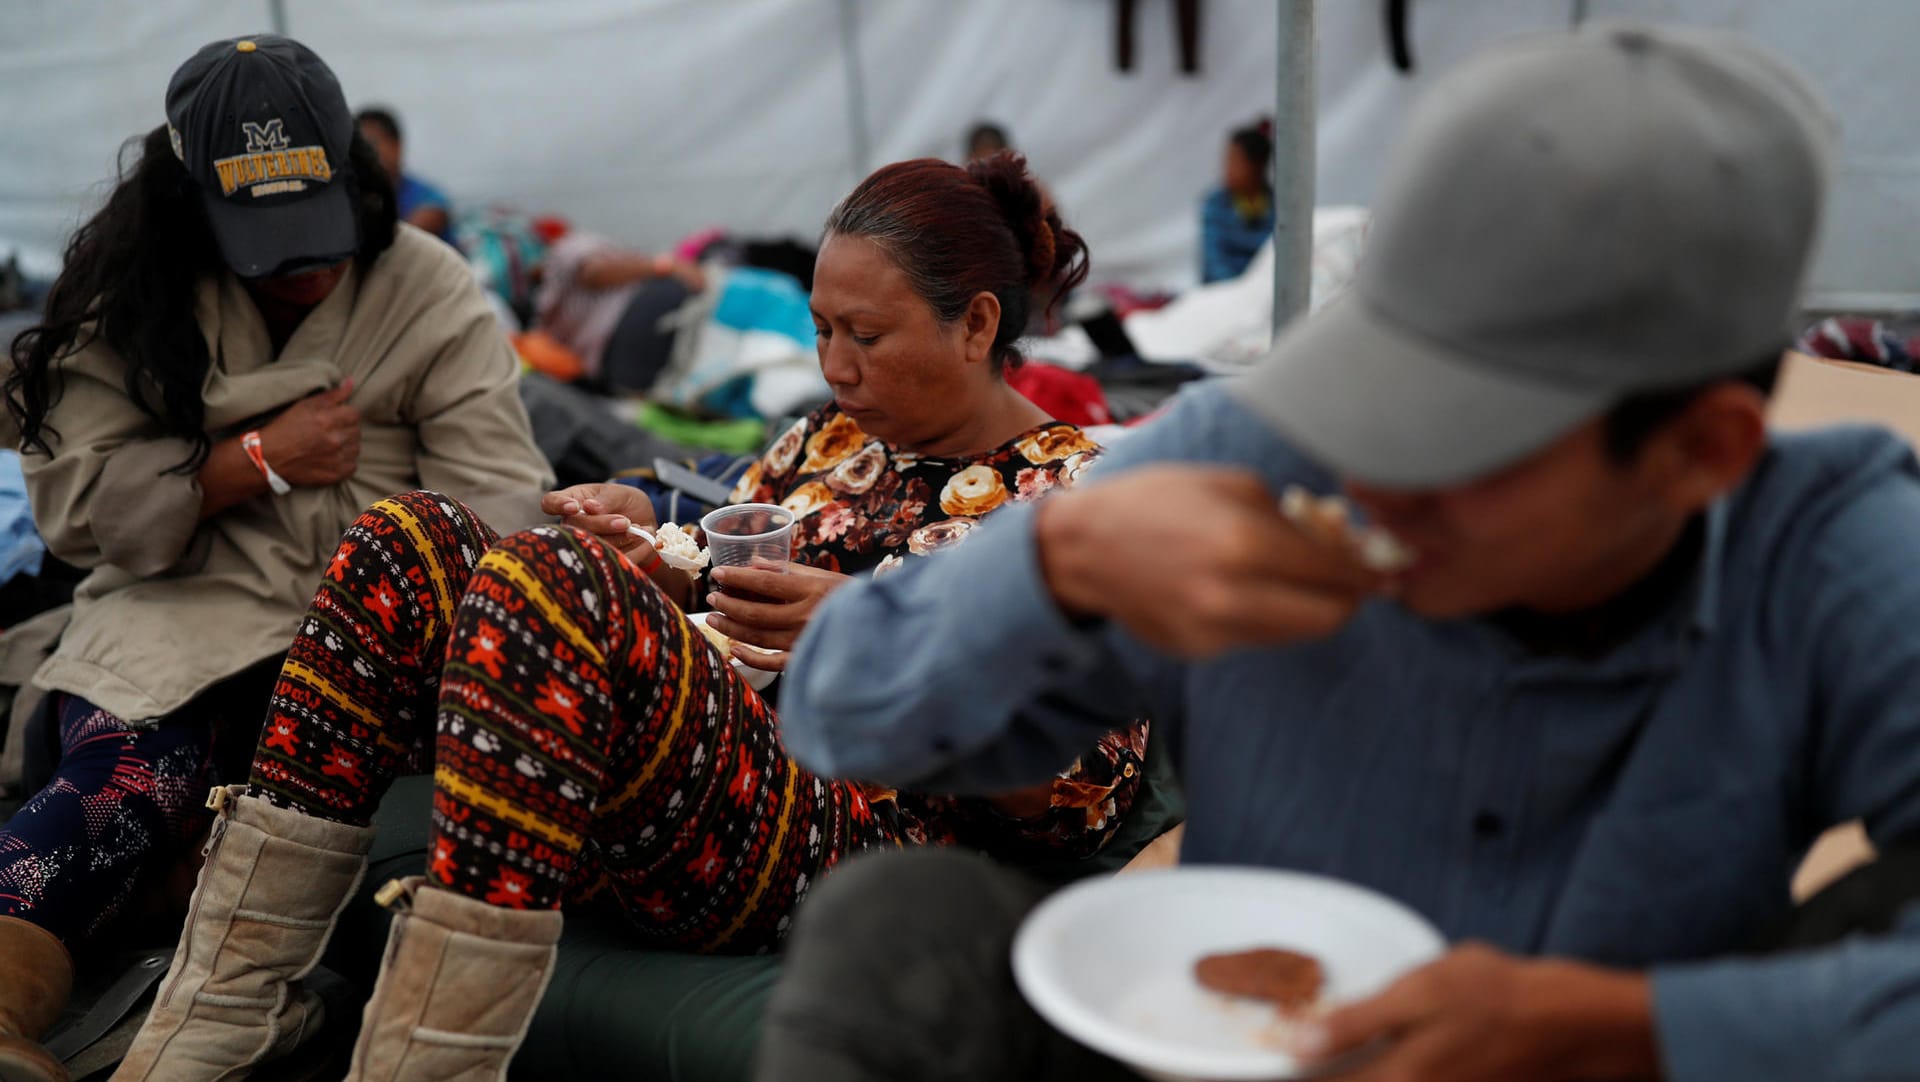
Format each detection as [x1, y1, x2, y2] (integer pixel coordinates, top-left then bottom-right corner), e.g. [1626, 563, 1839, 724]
[259, 381, 362, 487]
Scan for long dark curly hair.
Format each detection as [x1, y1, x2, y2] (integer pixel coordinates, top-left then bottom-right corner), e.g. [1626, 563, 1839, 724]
[6, 125, 396, 471]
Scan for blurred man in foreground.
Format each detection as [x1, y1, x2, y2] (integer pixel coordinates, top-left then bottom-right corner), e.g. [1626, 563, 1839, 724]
[762, 24, 1920, 1082]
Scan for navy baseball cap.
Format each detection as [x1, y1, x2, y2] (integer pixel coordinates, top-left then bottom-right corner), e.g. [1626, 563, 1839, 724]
[165, 35, 359, 278]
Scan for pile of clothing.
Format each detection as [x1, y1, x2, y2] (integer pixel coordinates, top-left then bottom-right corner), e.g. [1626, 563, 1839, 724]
[1797, 312, 1920, 373]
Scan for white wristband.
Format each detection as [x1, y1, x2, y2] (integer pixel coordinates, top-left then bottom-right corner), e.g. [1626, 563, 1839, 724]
[242, 430, 293, 495]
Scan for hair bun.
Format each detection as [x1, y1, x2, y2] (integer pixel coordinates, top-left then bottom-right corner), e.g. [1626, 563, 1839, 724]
[966, 152, 1060, 288]
[1029, 217, 1057, 288]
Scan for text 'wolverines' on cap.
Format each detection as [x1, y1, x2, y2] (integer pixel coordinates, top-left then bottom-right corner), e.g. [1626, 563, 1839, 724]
[165, 34, 359, 278]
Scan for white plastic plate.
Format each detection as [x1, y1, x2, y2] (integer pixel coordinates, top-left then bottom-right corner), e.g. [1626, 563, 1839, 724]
[1013, 866, 1444, 1081]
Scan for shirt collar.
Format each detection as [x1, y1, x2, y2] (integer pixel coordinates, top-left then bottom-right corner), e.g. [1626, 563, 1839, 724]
[1689, 499, 1731, 638]
[1489, 500, 1731, 686]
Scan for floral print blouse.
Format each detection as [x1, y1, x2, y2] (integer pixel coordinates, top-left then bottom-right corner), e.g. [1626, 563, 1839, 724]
[729, 405, 1147, 858]
[730, 406, 1100, 575]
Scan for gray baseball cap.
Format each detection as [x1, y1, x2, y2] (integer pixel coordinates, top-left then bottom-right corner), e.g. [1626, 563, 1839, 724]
[1232, 24, 1834, 487]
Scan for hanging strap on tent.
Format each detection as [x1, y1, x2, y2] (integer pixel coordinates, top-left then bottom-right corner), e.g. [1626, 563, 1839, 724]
[1385, 0, 1415, 73]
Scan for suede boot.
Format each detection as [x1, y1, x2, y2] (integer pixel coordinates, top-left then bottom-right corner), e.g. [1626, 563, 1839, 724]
[112, 785, 375, 1081]
[344, 878, 561, 1082]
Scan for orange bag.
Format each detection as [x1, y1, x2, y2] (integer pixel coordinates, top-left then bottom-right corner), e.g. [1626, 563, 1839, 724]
[512, 330, 586, 383]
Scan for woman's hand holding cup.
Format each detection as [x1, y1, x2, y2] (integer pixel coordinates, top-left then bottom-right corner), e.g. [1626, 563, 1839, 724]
[706, 562, 852, 671]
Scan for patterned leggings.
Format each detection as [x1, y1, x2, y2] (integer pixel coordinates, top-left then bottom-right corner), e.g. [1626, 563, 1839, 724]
[0, 658, 281, 946]
[248, 492, 901, 953]
[0, 698, 210, 944]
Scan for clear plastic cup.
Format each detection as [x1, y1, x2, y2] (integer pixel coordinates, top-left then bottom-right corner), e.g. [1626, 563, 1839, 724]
[700, 504, 796, 597]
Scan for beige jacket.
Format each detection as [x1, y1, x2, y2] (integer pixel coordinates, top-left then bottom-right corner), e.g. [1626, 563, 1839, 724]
[21, 226, 553, 721]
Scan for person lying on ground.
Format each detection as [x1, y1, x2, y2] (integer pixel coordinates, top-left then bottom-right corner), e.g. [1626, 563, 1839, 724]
[530, 229, 710, 390]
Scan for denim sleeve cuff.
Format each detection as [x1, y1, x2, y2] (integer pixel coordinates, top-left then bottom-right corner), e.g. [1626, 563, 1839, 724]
[1651, 955, 1845, 1082]
[940, 502, 1110, 691]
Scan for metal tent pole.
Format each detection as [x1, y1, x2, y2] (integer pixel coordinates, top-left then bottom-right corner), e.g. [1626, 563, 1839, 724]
[1273, 1, 1317, 334]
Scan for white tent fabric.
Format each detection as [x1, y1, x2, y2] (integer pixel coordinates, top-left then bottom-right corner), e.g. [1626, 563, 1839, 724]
[1306, 0, 1920, 312]
[0, 0, 274, 277]
[0, 0, 1283, 289]
[1, 0, 1915, 306]
[1122, 204, 1371, 368]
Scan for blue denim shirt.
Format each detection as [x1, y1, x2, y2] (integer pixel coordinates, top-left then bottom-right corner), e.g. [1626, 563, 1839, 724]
[780, 381, 1920, 1081]
[1200, 186, 1274, 283]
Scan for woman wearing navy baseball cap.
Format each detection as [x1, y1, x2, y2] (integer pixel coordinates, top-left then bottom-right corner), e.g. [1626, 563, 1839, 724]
[0, 36, 551, 1080]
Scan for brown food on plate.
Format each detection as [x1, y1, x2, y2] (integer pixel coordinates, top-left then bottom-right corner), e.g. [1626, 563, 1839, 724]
[1193, 947, 1325, 1012]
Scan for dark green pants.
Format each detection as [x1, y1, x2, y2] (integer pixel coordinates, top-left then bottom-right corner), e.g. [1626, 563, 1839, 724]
[754, 847, 1134, 1081]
